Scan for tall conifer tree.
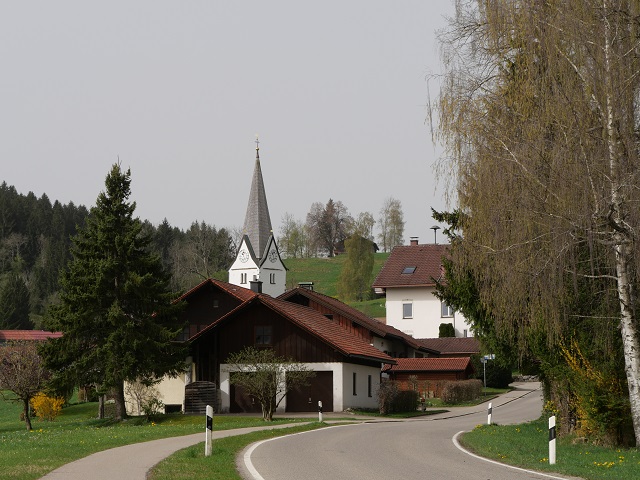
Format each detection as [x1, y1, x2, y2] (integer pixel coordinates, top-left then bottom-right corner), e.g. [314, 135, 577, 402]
[42, 164, 185, 420]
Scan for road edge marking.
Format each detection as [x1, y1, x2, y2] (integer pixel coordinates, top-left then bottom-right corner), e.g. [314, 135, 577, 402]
[452, 431, 571, 480]
[243, 423, 363, 480]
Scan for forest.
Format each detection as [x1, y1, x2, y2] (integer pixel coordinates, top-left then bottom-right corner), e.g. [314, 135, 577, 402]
[0, 181, 234, 330]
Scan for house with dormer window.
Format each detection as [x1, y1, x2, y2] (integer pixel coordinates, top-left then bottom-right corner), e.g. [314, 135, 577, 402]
[372, 238, 473, 339]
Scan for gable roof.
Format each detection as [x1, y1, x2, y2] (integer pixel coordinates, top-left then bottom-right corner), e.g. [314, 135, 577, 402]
[242, 146, 273, 260]
[0, 330, 63, 342]
[191, 293, 395, 365]
[372, 243, 449, 289]
[417, 337, 480, 356]
[382, 356, 472, 373]
[176, 278, 258, 304]
[278, 287, 423, 350]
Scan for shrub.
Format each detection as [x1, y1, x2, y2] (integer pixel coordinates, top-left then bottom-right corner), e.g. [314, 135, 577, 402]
[393, 390, 419, 412]
[377, 380, 399, 414]
[439, 323, 455, 337]
[30, 392, 65, 421]
[441, 379, 483, 404]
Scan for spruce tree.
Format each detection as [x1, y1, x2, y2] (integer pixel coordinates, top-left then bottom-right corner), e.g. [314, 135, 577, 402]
[41, 164, 185, 420]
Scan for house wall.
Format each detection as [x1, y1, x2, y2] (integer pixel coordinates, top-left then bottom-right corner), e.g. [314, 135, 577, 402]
[388, 371, 471, 399]
[217, 361, 380, 413]
[124, 373, 188, 416]
[181, 285, 245, 339]
[385, 286, 472, 339]
[342, 363, 380, 410]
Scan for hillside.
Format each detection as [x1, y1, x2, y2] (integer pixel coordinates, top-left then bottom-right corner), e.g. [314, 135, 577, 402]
[283, 252, 390, 319]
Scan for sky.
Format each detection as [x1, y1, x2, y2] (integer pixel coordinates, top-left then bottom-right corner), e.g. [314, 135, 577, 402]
[1, 1, 457, 246]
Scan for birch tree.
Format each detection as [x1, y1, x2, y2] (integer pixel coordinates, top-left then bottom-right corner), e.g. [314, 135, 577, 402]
[436, 0, 640, 443]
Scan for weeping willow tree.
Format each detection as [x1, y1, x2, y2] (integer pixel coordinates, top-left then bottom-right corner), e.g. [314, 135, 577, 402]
[436, 0, 640, 444]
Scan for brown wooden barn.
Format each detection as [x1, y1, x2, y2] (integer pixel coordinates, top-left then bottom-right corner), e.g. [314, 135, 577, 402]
[165, 279, 395, 414]
[382, 357, 475, 398]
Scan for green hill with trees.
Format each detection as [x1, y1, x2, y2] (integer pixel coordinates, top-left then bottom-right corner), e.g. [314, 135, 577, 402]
[284, 252, 389, 318]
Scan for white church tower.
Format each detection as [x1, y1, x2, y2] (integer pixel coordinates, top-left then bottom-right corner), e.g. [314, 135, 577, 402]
[228, 138, 286, 296]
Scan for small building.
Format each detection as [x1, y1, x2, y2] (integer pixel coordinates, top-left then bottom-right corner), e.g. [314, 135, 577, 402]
[382, 357, 475, 398]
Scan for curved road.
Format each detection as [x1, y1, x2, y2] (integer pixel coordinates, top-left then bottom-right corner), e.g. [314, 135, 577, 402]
[241, 383, 580, 480]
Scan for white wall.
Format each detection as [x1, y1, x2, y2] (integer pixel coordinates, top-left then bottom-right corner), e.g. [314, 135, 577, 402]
[218, 362, 380, 413]
[341, 363, 381, 410]
[124, 373, 187, 416]
[385, 286, 472, 339]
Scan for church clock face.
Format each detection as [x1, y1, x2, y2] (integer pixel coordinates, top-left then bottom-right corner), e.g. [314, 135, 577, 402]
[268, 249, 278, 263]
[239, 250, 249, 263]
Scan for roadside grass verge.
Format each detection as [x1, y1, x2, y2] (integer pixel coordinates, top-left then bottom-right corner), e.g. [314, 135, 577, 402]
[0, 394, 307, 480]
[148, 423, 326, 480]
[460, 418, 640, 480]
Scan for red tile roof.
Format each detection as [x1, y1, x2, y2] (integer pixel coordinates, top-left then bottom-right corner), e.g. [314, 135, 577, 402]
[176, 278, 257, 303]
[191, 294, 395, 365]
[417, 337, 480, 355]
[279, 287, 424, 350]
[372, 243, 449, 289]
[382, 356, 472, 373]
[0, 330, 62, 341]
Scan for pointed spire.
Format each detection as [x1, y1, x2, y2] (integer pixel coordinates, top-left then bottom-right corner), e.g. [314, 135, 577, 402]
[242, 136, 273, 259]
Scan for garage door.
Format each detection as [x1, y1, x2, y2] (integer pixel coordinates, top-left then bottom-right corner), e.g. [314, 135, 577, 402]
[286, 371, 333, 412]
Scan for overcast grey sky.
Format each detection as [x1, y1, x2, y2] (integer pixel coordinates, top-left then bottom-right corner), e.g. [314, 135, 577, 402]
[1, 1, 456, 245]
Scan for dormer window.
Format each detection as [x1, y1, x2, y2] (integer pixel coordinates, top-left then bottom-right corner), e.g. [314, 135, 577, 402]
[402, 266, 417, 274]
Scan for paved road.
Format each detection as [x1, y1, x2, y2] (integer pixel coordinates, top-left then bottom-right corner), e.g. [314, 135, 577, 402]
[241, 383, 581, 480]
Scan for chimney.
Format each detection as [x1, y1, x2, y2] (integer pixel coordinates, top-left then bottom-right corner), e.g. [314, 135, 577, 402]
[249, 279, 263, 293]
[410, 237, 419, 246]
[298, 282, 314, 291]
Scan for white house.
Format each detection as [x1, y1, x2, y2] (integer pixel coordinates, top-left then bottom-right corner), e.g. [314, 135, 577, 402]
[372, 239, 473, 339]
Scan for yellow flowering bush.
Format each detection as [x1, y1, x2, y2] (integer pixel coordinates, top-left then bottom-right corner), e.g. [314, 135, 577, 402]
[30, 392, 65, 421]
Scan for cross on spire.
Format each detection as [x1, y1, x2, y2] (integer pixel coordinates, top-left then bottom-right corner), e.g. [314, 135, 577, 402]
[255, 135, 260, 158]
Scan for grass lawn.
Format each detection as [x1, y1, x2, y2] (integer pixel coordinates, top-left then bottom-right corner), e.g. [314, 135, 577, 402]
[0, 393, 308, 480]
[284, 252, 390, 318]
[461, 418, 640, 480]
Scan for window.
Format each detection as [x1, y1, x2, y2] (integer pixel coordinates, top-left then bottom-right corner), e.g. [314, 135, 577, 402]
[367, 375, 372, 397]
[213, 299, 219, 308]
[353, 372, 357, 396]
[463, 329, 468, 338]
[270, 273, 276, 284]
[255, 326, 272, 346]
[402, 302, 413, 319]
[240, 273, 247, 284]
[402, 266, 417, 274]
[441, 302, 454, 318]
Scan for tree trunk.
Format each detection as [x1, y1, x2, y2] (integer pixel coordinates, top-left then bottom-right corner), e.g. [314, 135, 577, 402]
[23, 399, 32, 431]
[614, 239, 640, 444]
[114, 382, 127, 421]
[98, 395, 105, 419]
[602, 0, 640, 443]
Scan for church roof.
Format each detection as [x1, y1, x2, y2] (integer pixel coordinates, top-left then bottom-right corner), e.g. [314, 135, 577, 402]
[242, 143, 273, 260]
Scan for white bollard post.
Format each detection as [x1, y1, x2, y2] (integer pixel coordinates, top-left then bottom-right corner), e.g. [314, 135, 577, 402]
[549, 415, 556, 465]
[205, 405, 213, 457]
[487, 402, 492, 425]
[318, 400, 323, 422]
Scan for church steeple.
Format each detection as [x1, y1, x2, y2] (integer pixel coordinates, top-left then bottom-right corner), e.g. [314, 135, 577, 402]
[242, 136, 273, 259]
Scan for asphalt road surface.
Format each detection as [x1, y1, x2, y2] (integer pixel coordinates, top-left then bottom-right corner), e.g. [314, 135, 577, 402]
[240, 382, 581, 480]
